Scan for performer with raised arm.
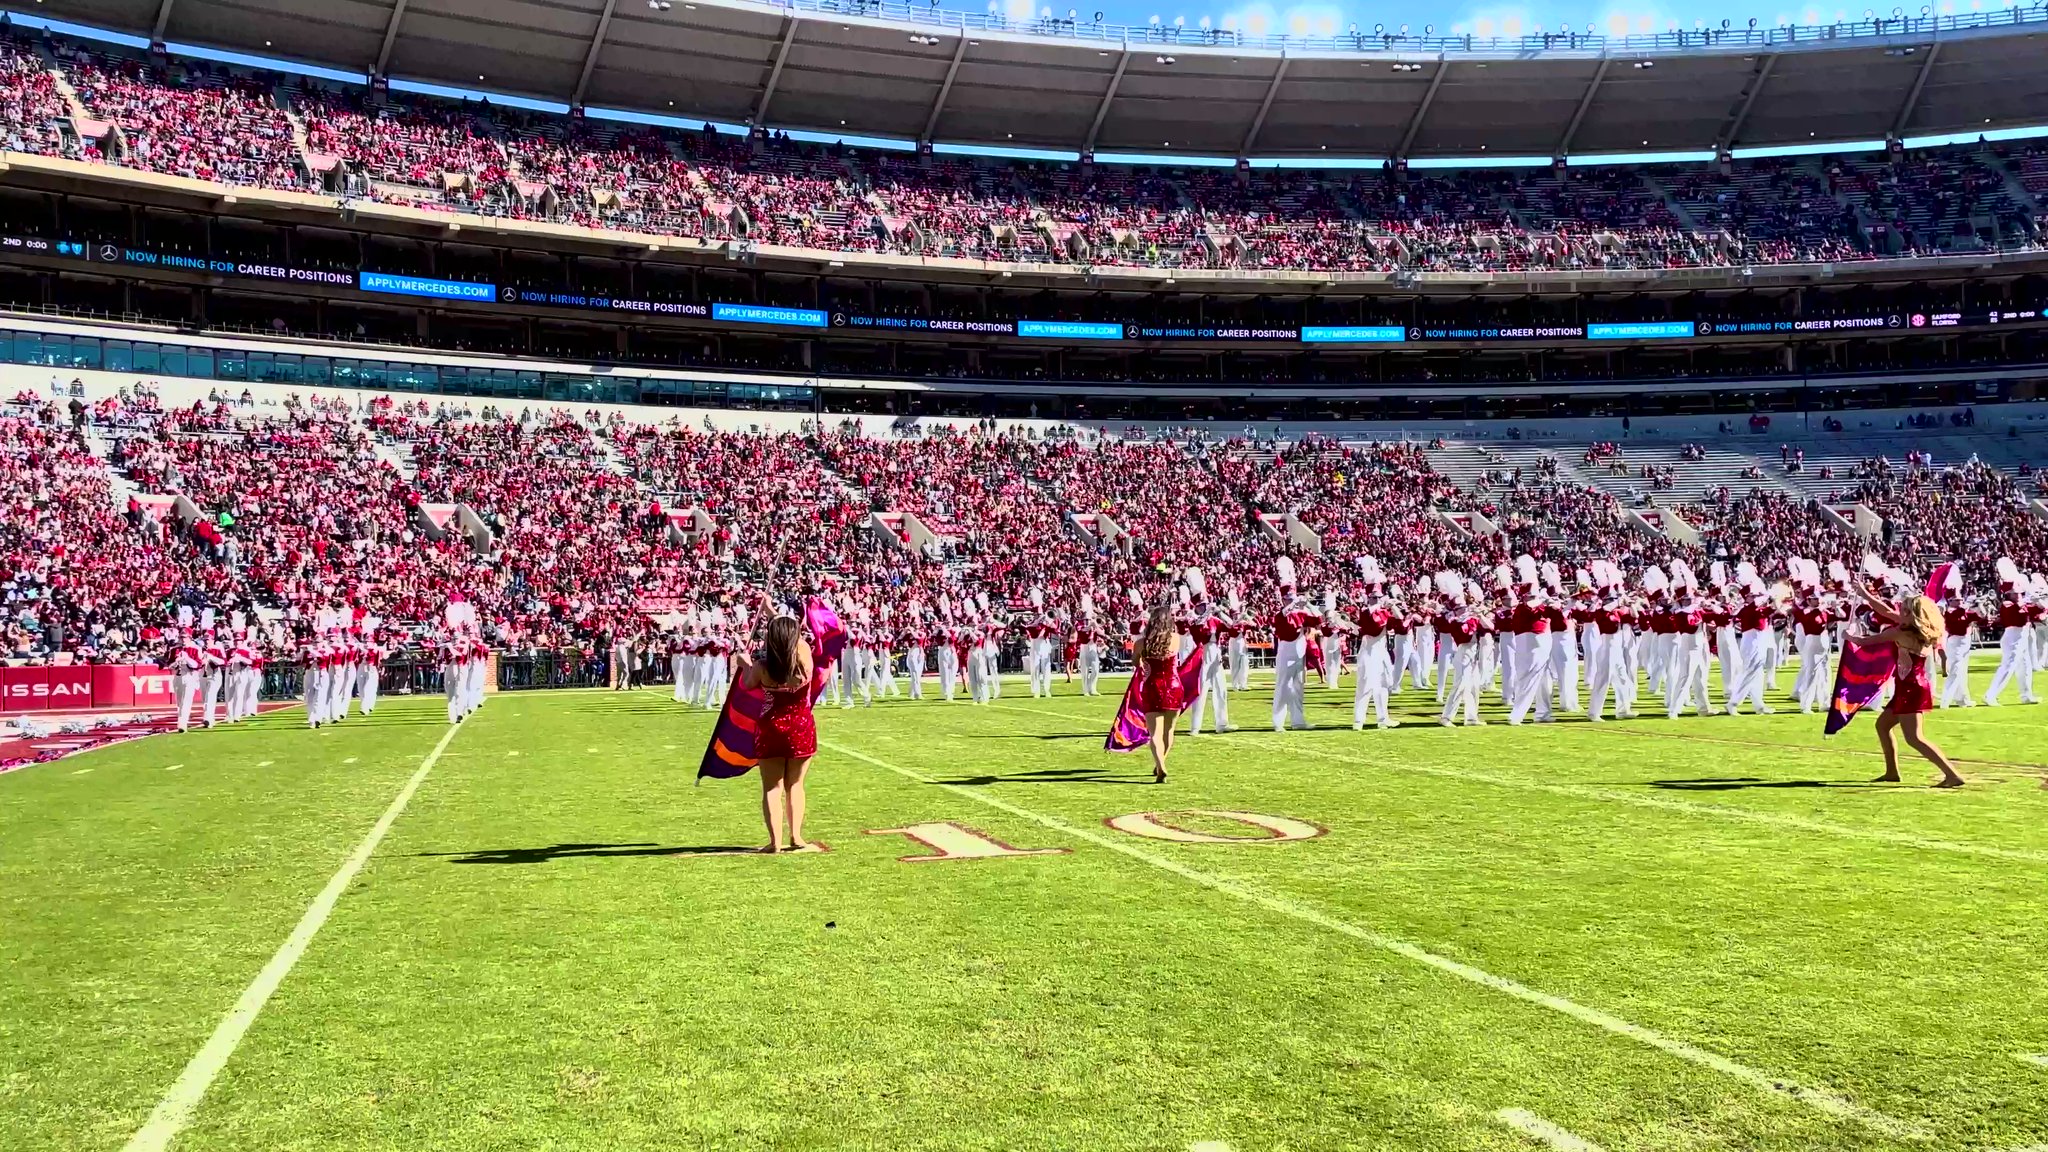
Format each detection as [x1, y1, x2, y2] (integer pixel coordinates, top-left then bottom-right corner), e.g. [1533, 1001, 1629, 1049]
[1841, 568, 1966, 788]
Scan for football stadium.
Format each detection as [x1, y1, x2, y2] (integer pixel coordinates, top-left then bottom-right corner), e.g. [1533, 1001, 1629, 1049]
[2, 0, 2047, 1148]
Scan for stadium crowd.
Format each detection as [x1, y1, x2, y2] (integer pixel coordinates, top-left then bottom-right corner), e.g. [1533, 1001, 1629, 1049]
[6, 382, 2046, 667]
[0, 27, 2041, 275]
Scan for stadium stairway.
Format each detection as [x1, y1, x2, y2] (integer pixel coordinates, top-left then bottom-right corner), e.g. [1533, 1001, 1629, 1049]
[1425, 441, 1596, 496]
[1579, 443, 1804, 505]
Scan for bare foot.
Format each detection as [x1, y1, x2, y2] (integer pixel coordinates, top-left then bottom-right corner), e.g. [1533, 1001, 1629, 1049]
[1872, 773, 1902, 783]
[759, 844, 783, 854]
[790, 841, 821, 854]
[1153, 768, 1168, 784]
[1933, 776, 1965, 789]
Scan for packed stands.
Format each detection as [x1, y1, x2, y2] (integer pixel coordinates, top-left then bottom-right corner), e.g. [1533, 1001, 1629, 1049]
[0, 27, 2041, 274]
[10, 374, 2048, 664]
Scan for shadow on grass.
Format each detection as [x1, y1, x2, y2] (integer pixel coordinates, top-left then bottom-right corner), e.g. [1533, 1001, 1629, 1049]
[416, 842, 763, 864]
[1645, 777, 1884, 791]
[933, 766, 1155, 787]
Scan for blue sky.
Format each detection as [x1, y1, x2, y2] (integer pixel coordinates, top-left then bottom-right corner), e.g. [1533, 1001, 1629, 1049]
[8, 1, 2044, 166]
[996, 0, 2004, 38]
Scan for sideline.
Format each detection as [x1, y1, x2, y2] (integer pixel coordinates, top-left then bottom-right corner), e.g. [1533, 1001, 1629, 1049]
[821, 737, 1923, 1142]
[121, 721, 464, 1152]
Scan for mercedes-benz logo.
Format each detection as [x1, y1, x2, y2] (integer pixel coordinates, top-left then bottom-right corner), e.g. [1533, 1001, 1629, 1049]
[832, 312, 846, 326]
[1126, 325, 1140, 339]
[1697, 321, 1714, 335]
[501, 287, 519, 302]
[1407, 328, 1421, 341]
[1886, 314, 1902, 327]
[98, 244, 118, 261]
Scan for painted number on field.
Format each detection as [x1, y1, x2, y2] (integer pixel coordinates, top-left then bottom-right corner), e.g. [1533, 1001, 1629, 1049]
[1106, 810, 1327, 844]
[866, 822, 1069, 862]
[852, 811, 1322, 863]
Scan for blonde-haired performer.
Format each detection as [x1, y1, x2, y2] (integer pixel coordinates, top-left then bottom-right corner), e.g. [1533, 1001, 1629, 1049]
[1853, 583, 1965, 787]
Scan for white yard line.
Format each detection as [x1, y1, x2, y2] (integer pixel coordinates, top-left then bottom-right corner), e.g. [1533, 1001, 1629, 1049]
[984, 702, 2048, 864]
[2019, 1053, 2048, 1069]
[1494, 1109, 1605, 1151]
[822, 738, 1923, 1142]
[121, 722, 463, 1152]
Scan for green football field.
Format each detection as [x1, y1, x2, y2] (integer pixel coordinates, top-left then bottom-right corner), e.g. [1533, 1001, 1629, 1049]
[4, 668, 2047, 1152]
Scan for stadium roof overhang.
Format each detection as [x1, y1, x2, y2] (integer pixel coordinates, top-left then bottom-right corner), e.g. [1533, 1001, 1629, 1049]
[26, 0, 2048, 159]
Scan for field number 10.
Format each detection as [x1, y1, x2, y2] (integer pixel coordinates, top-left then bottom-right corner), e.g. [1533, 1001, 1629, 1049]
[866, 810, 1324, 862]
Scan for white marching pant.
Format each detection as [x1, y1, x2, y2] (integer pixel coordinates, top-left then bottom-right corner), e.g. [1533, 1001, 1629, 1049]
[1189, 644, 1230, 733]
[1440, 645, 1482, 725]
[1984, 627, 2039, 705]
[1938, 635, 1975, 707]
[173, 671, 201, 730]
[1795, 632, 1832, 713]
[1727, 628, 1773, 713]
[1353, 635, 1395, 728]
[1509, 633, 1555, 724]
[1666, 635, 1714, 718]
[1271, 638, 1309, 731]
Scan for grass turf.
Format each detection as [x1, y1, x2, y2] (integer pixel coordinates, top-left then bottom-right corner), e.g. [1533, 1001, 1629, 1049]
[2, 665, 2046, 1151]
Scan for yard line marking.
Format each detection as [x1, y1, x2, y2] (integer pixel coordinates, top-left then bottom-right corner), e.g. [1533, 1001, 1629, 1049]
[984, 705, 2048, 864]
[71, 768, 92, 776]
[1494, 1109, 1604, 1151]
[256, 760, 273, 767]
[2020, 1053, 2048, 1069]
[342, 757, 358, 765]
[824, 739, 1923, 1141]
[1189, 1142, 1235, 1152]
[1287, 743, 2048, 865]
[164, 765, 180, 772]
[122, 722, 463, 1152]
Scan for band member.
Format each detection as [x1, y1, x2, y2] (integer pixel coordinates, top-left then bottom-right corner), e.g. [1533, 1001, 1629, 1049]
[1184, 569, 1232, 734]
[1077, 597, 1105, 697]
[1436, 574, 1492, 727]
[1271, 558, 1313, 732]
[198, 626, 227, 729]
[1225, 587, 1251, 692]
[170, 625, 204, 733]
[1352, 558, 1397, 730]
[1937, 568, 1979, 708]
[1984, 559, 2040, 706]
